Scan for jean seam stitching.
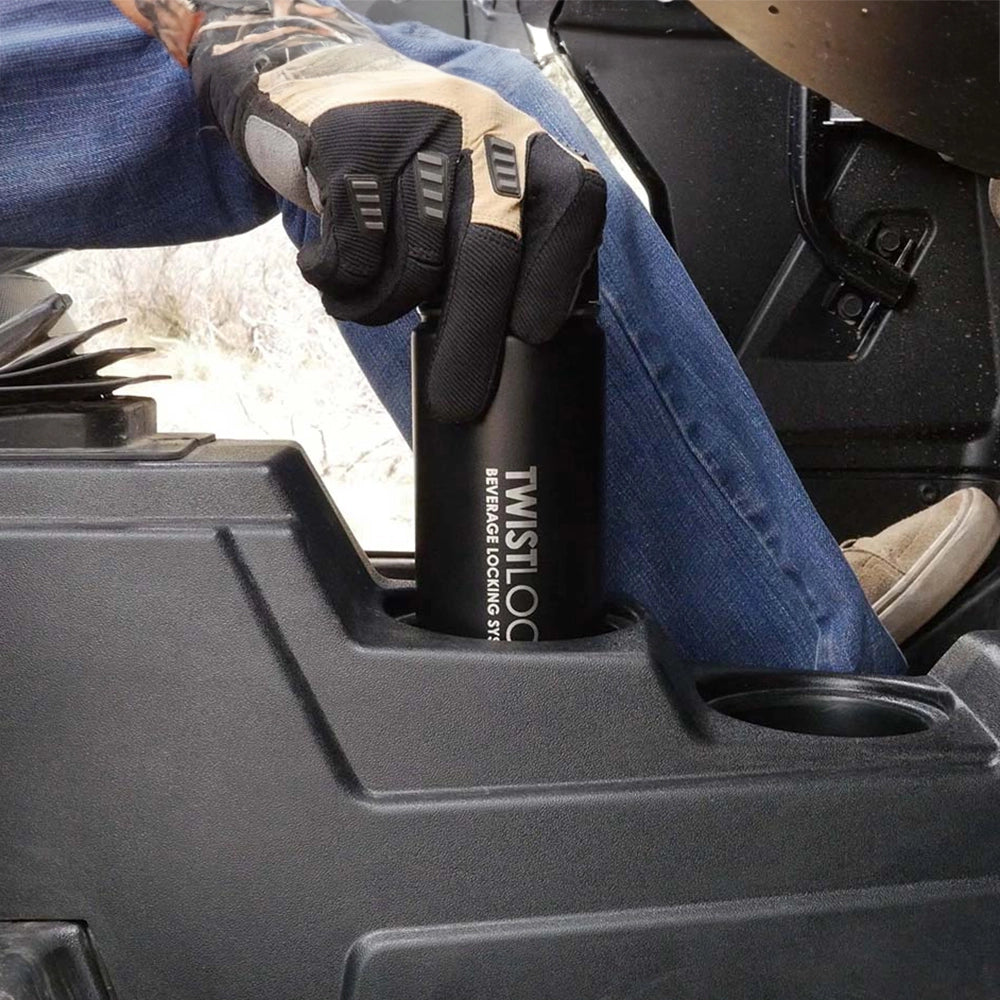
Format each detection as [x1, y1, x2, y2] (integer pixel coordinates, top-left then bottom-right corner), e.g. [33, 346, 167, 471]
[601, 281, 829, 653]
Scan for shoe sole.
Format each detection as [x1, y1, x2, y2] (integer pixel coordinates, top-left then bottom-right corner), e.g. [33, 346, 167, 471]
[873, 488, 1000, 644]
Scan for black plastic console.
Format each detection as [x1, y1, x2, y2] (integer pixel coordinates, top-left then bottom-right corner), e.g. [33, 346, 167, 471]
[551, 1, 1000, 476]
[0, 923, 112, 1000]
[2, 438, 1000, 998]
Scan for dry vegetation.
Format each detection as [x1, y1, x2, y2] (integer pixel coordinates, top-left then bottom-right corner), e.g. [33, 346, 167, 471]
[37, 223, 414, 551]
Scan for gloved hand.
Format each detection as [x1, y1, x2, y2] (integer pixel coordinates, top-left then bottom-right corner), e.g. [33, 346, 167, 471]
[112, 0, 606, 422]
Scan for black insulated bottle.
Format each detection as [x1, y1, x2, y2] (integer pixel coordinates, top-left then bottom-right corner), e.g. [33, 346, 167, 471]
[413, 276, 605, 641]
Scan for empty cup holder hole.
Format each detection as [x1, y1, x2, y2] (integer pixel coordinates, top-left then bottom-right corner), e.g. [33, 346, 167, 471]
[698, 673, 951, 738]
[382, 587, 635, 639]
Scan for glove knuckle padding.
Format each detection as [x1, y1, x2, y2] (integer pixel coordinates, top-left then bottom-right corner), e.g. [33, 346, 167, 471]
[296, 100, 462, 320]
[510, 135, 607, 345]
[256, 54, 544, 239]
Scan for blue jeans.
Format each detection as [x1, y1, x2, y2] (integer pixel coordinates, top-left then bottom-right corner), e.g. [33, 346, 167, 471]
[0, 1, 905, 673]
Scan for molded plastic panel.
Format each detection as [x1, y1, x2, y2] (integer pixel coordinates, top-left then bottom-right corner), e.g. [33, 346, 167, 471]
[2, 442, 1000, 998]
[0, 923, 112, 1000]
[553, 0, 1000, 473]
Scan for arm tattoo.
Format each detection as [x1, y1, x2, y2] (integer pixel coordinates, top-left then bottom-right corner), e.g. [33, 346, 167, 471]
[114, 0, 376, 67]
[196, 1, 378, 66]
[127, 1, 204, 65]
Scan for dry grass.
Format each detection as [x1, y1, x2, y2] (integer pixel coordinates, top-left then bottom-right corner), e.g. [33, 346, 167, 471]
[34, 38, 640, 552]
[36, 226, 415, 550]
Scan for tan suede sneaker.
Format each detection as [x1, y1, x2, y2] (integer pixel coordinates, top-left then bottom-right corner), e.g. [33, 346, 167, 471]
[842, 487, 1000, 644]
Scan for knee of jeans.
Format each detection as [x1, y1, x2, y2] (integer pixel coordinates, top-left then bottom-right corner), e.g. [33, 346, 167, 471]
[374, 18, 477, 64]
[468, 44, 544, 97]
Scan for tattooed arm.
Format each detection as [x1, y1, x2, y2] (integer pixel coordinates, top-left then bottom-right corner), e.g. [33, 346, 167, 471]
[110, 1, 203, 66]
[108, 0, 605, 424]
[110, 1, 375, 67]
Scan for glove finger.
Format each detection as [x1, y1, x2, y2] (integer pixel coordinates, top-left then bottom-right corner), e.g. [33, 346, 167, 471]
[298, 98, 464, 318]
[297, 168, 391, 297]
[509, 134, 606, 344]
[300, 148, 454, 324]
[296, 195, 340, 295]
[339, 148, 454, 323]
[427, 151, 522, 424]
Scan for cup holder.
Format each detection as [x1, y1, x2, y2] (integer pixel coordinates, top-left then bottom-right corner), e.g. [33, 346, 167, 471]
[382, 586, 636, 640]
[698, 673, 951, 738]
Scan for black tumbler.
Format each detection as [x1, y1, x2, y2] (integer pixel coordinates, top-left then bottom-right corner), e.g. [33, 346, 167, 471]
[413, 286, 605, 640]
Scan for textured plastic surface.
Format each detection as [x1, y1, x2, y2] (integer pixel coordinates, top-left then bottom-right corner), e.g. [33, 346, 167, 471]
[694, 0, 1000, 176]
[0, 923, 112, 1000]
[0, 273, 75, 338]
[3, 440, 1000, 998]
[0, 397, 156, 450]
[553, 0, 1000, 474]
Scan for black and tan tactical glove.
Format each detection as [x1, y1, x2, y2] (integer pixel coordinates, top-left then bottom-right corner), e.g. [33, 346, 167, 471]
[112, 0, 606, 421]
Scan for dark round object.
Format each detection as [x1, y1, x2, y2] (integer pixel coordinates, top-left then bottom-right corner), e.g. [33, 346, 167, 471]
[919, 482, 941, 505]
[706, 688, 933, 737]
[876, 228, 902, 255]
[836, 292, 864, 321]
[699, 672, 949, 737]
[693, 0, 1000, 176]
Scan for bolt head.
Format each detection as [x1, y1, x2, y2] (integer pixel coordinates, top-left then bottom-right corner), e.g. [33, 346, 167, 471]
[836, 292, 865, 321]
[876, 228, 902, 254]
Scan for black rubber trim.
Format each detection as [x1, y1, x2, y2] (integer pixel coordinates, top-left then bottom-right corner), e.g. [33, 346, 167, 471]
[346, 174, 386, 233]
[485, 135, 522, 197]
[415, 150, 450, 221]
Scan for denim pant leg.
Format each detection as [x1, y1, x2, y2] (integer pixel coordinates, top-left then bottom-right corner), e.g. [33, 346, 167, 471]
[291, 23, 906, 675]
[0, 4, 904, 673]
[0, 2, 277, 248]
